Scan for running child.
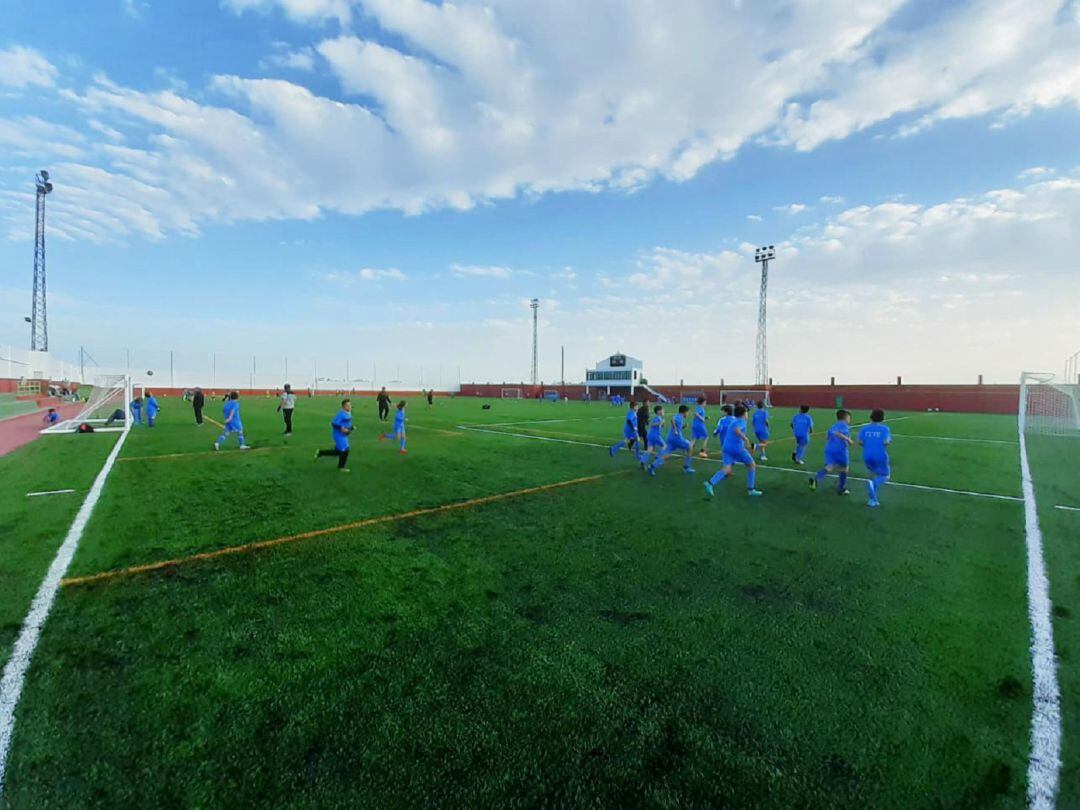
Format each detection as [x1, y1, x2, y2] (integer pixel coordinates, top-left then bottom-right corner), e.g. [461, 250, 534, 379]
[647, 404, 695, 476]
[144, 391, 159, 427]
[315, 398, 353, 471]
[809, 409, 853, 495]
[751, 400, 770, 460]
[130, 395, 143, 426]
[712, 404, 734, 444]
[704, 404, 762, 497]
[639, 405, 666, 468]
[790, 405, 813, 465]
[858, 409, 892, 508]
[691, 396, 710, 458]
[379, 400, 408, 453]
[213, 391, 250, 450]
[609, 399, 642, 461]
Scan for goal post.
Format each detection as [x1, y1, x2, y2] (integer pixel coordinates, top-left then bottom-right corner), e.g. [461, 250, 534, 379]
[41, 374, 133, 434]
[1020, 372, 1080, 437]
[500, 388, 523, 399]
[720, 389, 772, 407]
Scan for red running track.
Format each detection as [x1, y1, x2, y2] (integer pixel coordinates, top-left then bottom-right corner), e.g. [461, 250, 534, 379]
[0, 403, 88, 458]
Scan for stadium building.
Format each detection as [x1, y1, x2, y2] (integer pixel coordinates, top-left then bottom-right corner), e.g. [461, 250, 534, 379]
[584, 353, 648, 397]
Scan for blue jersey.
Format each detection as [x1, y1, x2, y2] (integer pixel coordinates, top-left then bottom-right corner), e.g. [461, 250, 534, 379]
[223, 399, 240, 425]
[667, 412, 686, 441]
[722, 417, 748, 453]
[625, 408, 638, 431]
[825, 421, 850, 455]
[393, 409, 406, 430]
[791, 412, 813, 438]
[693, 405, 706, 426]
[331, 409, 352, 436]
[752, 408, 769, 433]
[647, 414, 664, 444]
[145, 396, 159, 414]
[715, 414, 734, 440]
[859, 423, 892, 459]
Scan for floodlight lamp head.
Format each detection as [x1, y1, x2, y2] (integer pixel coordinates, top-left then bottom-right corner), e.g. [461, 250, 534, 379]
[40, 170, 49, 181]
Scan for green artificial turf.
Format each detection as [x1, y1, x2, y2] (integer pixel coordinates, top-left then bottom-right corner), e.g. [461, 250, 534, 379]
[0, 395, 1074, 807]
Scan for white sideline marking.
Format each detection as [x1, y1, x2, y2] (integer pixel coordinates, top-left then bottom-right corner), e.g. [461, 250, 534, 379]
[0, 428, 130, 798]
[25, 489, 76, 498]
[1018, 390, 1061, 808]
[1054, 504, 1080, 513]
[888, 434, 1017, 446]
[472, 417, 619, 428]
[457, 425, 1023, 503]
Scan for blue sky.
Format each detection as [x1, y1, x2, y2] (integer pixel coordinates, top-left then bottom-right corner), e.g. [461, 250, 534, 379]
[1, 0, 1078, 386]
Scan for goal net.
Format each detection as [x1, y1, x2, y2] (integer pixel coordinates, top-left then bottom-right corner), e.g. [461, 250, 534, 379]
[41, 374, 133, 434]
[501, 388, 523, 399]
[1021, 372, 1080, 437]
[721, 389, 771, 407]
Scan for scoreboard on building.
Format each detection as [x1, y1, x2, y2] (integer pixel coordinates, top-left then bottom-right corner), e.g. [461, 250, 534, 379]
[609, 354, 626, 367]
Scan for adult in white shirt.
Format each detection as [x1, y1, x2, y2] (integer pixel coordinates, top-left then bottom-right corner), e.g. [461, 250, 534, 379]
[278, 384, 297, 435]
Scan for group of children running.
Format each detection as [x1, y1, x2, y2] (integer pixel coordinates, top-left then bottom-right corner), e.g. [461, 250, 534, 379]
[610, 398, 893, 507]
[209, 389, 409, 473]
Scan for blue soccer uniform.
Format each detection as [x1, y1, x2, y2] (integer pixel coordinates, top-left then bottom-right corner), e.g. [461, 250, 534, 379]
[691, 404, 709, 441]
[609, 405, 642, 460]
[144, 395, 159, 427]
[751, 406, 770, 459]
[859, 422, 892, 506]
[705, 414, 761, 495]
[647, 411, 694, 475]
[811, 419, 851, 494]
[791, 412, 813, 464]
[381, 406, 408, 452]
[317, 406, 353, 469]
[214, 397, 249, 450]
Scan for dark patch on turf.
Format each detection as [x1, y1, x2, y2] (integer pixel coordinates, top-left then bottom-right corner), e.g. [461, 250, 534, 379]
[519, 603, 550, 624]
[996, 676, 1025, 699]
[973, 760, 1012, 802]
[484, 589, 501, 600]
[645, 719, 690, 778]
[1053, 604, 1071, 619]
[599, 608, 653, 626]
[183, 628, 200, 642]
[823, 752, 860, 792]
[739, 583, 780, 603]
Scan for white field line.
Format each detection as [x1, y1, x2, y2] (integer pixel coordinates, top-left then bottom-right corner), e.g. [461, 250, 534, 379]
[0, 428, 130, 798]
[469, 416, 620, 428]
[25, 489, 76, 498]
[1054, 504, 1080, 513]
[456, 424, 1024, 503]
[888, 434, 1017, 445]
[1018, 387, 1062, 808]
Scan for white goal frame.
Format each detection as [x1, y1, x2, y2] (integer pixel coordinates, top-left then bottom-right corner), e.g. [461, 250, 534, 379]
[40, 374, 134, 434]
[501, 388, 523, 399]
[720, 389, 772, 407]
[1020, 371, 1080, 437]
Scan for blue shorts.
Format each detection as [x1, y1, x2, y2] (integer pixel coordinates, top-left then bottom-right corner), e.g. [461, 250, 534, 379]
[666, 435, 691, 452]
[646, 432, 663, 448]
[824, 449, 849, 468]
[723, 447, 754, 466]
[691, 424, 709, 440]
[795, 434, 810, 447]
[623, 428, 638, 441]
[334, 435, 350, 452]
[865, 456, 891, 476]
[754, 429, 770, 441]
[224, 421, 243, 433]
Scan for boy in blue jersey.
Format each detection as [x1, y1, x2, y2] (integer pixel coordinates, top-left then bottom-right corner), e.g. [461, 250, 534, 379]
[609, 399, 642, 461]
[130, 396, 143, 426]
[316, 398, 354, 471]
[647, 404, 695, 476]
[379, 400, 408, 453]
[751, 400, 770, 461]
[858, 408, 892, 507]
[809, 409, 852, 495]
[213, 391, 250, 450]
[712, 404, 734, 444]
[144, 391, 160, 428]
[704, 404, 762, 497]
[42, 407, 60, 426]
[639, 405, 666, 469]
[790, 405, 813, 465]
[690, 396, 710, 458]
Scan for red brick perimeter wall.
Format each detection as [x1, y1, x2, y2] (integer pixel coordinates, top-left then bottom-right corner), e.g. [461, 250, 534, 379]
[458, 383, 1020, 414]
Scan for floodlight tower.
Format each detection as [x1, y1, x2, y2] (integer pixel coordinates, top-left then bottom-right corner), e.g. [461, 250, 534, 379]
[753, 245, 775, 386]
[30, 169, 53, 351]
[530, 298, 539, 385]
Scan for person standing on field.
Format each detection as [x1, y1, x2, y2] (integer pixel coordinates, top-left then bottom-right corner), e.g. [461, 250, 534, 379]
[377, 387, 391, 421]
[192, 387, 205, 425]
[278, 384, 297, 436]
[426, 389, 434, 408]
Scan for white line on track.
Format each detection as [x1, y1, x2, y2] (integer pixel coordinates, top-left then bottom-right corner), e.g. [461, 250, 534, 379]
[0, 428, 130, 798]
[25, 489, 76, 498]
[456, 424, 1023, 503]
[1017, 392, 1061, 808]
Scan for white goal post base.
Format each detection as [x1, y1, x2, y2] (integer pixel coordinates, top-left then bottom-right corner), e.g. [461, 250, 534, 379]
[41, 375, 134, 435]
[500, 388, 523, 399]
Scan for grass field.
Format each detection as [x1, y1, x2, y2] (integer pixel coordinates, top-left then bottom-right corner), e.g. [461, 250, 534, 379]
[1, 394, 1077, 807]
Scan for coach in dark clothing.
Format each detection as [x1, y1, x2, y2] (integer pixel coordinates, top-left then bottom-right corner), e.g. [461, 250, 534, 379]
[377, 387, 391, 421]
[192, 387, 205, 425]
[637, 401, 649, 444]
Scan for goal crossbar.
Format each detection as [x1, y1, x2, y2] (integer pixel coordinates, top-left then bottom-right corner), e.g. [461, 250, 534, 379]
[41, 375, 133, 434]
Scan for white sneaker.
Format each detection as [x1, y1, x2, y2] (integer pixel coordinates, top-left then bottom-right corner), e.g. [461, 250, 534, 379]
[239, 445, 252, 450]
[212, 443, 219, 451]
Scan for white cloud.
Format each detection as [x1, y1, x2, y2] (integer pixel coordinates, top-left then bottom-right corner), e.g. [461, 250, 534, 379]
[0, 46, 58, 89]
[323, 267, 406, 284]
[1018, 165, 1055, 180]
[819, 195, 845, 204]
[262, 46, 317, 72]
[746, 214, 763, 222]
[452, 264, 513, 278]
[773, 203, 809, 214]
[222, 0, 352, 25]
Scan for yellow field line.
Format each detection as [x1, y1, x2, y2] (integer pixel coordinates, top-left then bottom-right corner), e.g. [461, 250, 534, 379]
[61, 471, 624, 588]
[204, 415, 225, 428]
[119, 446, 286, 463]
[406, 424, 464, 437]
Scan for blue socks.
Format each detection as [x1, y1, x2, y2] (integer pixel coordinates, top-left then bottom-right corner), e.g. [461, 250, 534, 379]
[708, 469, 728, 486]
[815, 469, 828, 481]
[747, 468, 757, 490]
[838, 472, 847, 491]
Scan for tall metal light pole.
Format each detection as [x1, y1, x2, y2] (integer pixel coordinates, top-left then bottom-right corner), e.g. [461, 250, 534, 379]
[754, 245, 776, 386]
[530, 298, 539, 385]
[30, 170, 53, 351]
